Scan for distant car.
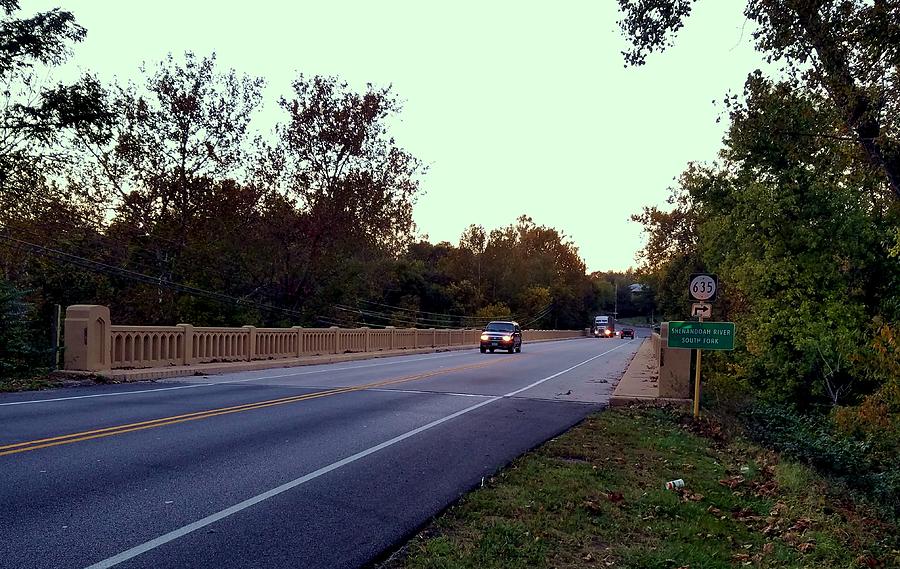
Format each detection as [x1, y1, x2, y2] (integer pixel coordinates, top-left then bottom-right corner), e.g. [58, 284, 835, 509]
[480, 321, 522, 353]
[621, 328, 635, 339]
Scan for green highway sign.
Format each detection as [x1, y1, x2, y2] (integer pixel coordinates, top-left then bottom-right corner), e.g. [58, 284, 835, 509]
[667, 321, 735, 350]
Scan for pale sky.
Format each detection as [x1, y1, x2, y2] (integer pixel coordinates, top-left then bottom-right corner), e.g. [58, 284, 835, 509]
[24, 1, 768, 272]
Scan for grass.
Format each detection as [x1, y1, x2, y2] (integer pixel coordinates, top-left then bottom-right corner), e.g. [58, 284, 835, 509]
[0, 369, 101, 392]
[378, 407, 899, 569]
[0, 372, 59, 392]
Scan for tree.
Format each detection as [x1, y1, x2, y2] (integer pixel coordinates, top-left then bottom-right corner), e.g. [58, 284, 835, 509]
[274, 75, 423, 255]
[0, 2, 110, 223]
[262, 75, 424, 315]
[617, 0, 900, 201]
[0, 277, 43, 377]
[634, 74, 900, 406]
[67, 53, 265, 322]
[76, 52, 264, 240]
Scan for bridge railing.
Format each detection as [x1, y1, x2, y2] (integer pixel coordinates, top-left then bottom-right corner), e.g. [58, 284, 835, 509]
[64, 305, 588, 372]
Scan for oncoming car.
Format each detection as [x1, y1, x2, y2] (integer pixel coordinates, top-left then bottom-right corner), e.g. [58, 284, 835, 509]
[479, 321, 522, 353]
[620, 328, 635, 339]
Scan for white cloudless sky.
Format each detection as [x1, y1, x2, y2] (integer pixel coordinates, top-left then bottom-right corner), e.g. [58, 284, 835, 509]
[24, 1, 768, 272]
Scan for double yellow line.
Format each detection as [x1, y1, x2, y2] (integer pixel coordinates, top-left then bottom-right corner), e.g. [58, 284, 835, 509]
[1, 358, 510, 458]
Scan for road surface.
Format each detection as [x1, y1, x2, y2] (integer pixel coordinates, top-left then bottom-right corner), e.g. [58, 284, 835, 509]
[0, 335, 643, 568]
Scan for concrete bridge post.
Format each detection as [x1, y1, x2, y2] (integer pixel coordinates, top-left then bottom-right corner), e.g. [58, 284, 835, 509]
[64, 305, 111, 372]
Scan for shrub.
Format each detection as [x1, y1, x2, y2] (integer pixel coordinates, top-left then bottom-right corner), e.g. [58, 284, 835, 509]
[0, 279, 46, 379]
[744, 402, 871, 477]
[743, 401, 900, 520]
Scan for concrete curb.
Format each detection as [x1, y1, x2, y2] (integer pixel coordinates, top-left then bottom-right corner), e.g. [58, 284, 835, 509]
[609, 338, 691, 408]
[56, 336, 586, 383]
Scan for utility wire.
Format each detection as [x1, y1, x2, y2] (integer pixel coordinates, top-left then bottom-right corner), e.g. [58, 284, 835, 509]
[357, 298, 552, 325]
[0, 229, 306, 320]
[2, 224, 557, 330]
[520, 305, 554, 328]
[334, 305, 462, 329]
[358, 298, 528, 322]
[2, 217, 256, 303]
[335, 304, 469, 328]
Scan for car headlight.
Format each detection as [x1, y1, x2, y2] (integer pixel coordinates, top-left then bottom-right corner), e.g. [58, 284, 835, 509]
[480, 334, 489, 341]
[502, 335, 512, 342]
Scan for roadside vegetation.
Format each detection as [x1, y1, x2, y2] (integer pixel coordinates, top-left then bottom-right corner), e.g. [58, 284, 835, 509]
[380, 407, 899, 569]
[620, 0, 900, 522]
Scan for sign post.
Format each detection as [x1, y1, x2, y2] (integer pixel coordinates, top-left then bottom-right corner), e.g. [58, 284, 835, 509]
[667, 320, 736, 418]
[694, 314, 704, 418]
[679, 273, 721, 417]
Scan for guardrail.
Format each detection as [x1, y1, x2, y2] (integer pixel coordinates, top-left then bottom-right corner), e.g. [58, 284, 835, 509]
[64, 305, 587, 372]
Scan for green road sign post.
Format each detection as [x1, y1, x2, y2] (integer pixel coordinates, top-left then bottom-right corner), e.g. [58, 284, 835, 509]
[667, 321, 735, 350]
[668, 320, 736, 418]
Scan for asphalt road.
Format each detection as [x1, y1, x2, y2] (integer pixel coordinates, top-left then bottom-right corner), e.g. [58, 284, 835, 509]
[0, 334, 645, 569]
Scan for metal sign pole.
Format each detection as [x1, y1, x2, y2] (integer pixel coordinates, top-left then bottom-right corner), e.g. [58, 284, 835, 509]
[693, 313, 703, 418]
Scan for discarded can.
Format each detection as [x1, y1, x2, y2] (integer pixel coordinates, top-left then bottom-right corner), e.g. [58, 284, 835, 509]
[665, 479, 685, 490]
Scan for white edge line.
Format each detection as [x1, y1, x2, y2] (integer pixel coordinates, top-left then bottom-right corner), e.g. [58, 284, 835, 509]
[0, 352, 470, 407]
[84, 340, 631, 569]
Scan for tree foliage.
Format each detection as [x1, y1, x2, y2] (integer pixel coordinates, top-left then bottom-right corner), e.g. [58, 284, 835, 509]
[0, 41, 614, 352]
[635, 72, 899, 410]
[618, 0, 900, 201]
[0, 2, 110, 223]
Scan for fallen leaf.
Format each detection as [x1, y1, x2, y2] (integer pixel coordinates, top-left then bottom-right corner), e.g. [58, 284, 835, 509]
[718, 475, 746, 489]
[770, 501, 788, 516]
[788, 518, 813, 532]
[731, 508, 763, 524]
[582, 500, 603, 514]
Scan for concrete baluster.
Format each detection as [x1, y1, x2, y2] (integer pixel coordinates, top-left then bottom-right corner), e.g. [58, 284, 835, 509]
[243, 325, 256, 361]
[293, 326, 303, 357]
[178, 323, 195, 365]
[329, 326, 340, 354]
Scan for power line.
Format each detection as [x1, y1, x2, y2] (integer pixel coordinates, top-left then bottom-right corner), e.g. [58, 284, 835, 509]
[520, 305, 554, 328]
[358, 298, 518, 322]
[2, 225, 558, 330]
[335, 304, 469, 328]
[357, 298, 552, 325]
[0, 229, 306, 320]
[334, 305, 462, 329]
